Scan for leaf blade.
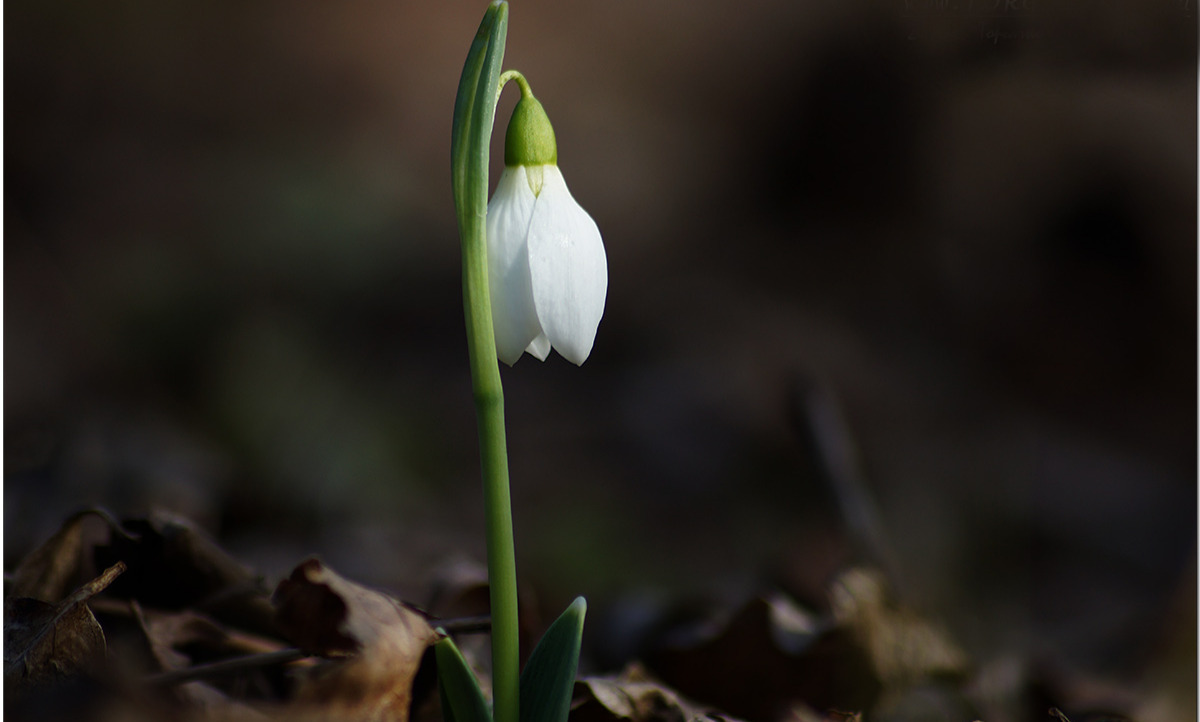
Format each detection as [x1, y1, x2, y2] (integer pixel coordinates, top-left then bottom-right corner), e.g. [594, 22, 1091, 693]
[451, 1, 508, 236]
[436, 634, 494, 722]
[519, 597, 586, 722]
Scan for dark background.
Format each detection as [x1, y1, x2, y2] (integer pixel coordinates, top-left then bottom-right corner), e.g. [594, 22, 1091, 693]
[5, 0, 1196, 704]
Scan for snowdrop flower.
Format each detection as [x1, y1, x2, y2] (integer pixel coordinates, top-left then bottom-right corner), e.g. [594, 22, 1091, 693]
[487, 91, 606, 366]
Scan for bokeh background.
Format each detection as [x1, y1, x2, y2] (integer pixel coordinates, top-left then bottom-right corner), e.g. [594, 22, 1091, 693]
[5, 0, 1196, 706]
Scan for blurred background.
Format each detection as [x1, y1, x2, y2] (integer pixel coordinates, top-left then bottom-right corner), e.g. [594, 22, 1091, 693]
[5, 0, 1195, 703]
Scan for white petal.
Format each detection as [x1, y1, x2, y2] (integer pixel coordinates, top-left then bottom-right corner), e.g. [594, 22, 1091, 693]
[525, 333, 551, 361]
[526, 166, 607, 365]
[486, 166, 542, 365]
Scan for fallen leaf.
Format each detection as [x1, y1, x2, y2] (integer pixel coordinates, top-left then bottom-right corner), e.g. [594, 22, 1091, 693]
[4, 562, 126, 696]
[137, 606, 285, 674]
[572, 663, 745, 722]
[10, 508, 131, 603]
[10, 513, 88, 604]
[273, 558, 439, 722]
[783, 703, 865, 722]
[93, 509, 276, 636]
[645, 592, 879, 719]
[829, 568, 970, 686]
[132, 602, 298, 709]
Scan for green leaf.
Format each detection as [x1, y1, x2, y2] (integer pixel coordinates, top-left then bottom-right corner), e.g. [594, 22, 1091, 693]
[451, 1, 509, 236]
[451, 0, 510, 405]
[519, 597, 586, 722]
[436, 634, 493, 722]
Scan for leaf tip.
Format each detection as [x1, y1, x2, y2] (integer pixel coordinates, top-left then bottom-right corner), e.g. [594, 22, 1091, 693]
[569, 596, 586, 617]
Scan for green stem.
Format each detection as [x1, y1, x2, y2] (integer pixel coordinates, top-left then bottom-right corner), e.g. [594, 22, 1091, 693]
[451, 6, 519, 722]
[474, 371, 518, 722]
[498, 69, 533, 100]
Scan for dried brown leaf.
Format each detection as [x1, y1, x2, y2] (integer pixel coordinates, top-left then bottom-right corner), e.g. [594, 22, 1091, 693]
[93, 510, 277, 635]
[641, 570, 974, 722]
[646, 593, 879, 719]
[829, 568, 970, 685]
[132, 604, 295, 713]
[10, 513, 87, 603]
[135, 605, 289, 674]
[273, 558, 439, 722]
[10, 508, 132, 603]
[572, 663, 745, 722]
[4, 562, 126, 695]
[783, 704, 865, 722]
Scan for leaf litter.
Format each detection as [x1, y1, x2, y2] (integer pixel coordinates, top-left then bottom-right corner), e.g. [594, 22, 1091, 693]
[4, 508, 1156, 722]
[273, 557, 439, 722]
[5, 561, 126, 694]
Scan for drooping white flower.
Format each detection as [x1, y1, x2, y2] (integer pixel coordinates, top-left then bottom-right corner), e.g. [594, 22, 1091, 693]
[486, 93, 606, 366]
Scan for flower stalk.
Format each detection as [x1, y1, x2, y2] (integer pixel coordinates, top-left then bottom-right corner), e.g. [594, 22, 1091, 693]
[451, 5, 519, 722]
[447, 4, 599, 722]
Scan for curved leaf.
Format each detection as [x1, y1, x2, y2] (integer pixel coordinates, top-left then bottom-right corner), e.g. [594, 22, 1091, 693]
[519, 597, 586, 722]
[436, 634, 493, 722]
[451, 0, 508, 234]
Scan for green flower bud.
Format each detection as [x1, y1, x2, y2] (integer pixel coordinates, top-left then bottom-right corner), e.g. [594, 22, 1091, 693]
[504, 95, 557, 167]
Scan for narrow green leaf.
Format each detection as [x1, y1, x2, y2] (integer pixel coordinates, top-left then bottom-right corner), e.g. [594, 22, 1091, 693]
[451, 1, 508, 236]
[453, 1, 511, 412]
[519, 597, 586, 722]
[451, 1, 498, 231]
[436, 635, 494, 722]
